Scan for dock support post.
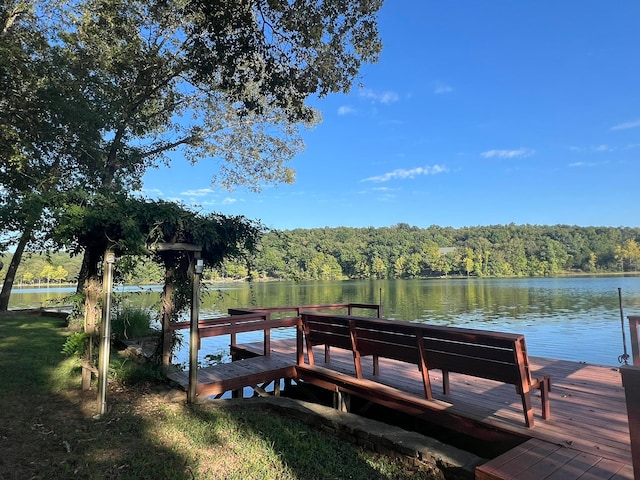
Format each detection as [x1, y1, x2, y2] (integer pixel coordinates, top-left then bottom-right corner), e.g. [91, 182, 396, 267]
[621, 366, 640, 480]
[333, 388, 350, 412]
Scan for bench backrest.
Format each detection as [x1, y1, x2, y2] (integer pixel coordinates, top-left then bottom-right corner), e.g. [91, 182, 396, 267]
[351, 318, 422, 364]
[301, 313, 534, 390]
[302, 313, 354, 351]
[420, 325, 531, 387]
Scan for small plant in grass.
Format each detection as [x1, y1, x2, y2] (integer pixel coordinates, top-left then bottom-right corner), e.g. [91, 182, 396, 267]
[109, 356, 163, 385]
[111, 305, 158, 341]
[61, 331, 87, 357]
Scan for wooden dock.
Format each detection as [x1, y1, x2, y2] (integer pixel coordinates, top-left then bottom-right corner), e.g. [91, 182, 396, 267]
[236, 339, 633, 479]
[165, 305, 636, 479]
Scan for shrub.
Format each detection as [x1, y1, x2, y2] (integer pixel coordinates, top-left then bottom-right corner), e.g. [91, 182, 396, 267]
[111, 305, 157, 341]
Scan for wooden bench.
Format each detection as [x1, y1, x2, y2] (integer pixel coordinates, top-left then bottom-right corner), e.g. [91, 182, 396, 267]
[296, 312, 449, 415]
[299, 313, 550, 427]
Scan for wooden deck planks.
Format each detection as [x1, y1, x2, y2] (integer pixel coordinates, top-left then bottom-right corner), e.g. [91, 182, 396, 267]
[190, 337, 632, 479]
[475, 438, 632, 480]
[235, 338, 633, 478]
[167, 356, 296, 397]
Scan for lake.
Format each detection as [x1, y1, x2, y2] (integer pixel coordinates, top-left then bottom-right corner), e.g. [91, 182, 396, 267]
[9, 276, 640, 367]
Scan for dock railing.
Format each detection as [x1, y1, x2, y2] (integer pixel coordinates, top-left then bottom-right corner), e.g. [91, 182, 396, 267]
[229, 303, 382, 364]
[169, 303, 382, 402]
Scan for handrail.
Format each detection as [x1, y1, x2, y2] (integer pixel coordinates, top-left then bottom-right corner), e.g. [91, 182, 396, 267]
[169, 312, 271, 331]
[229, 303, 382, 318]
[629, 316, 640, 367]
[170, 313, 300, 357]
[167, 303, 382, 398]
[229, 303, 382, 362]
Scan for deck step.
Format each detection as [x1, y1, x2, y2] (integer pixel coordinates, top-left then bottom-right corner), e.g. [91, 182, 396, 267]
[475, 438, 634, 480]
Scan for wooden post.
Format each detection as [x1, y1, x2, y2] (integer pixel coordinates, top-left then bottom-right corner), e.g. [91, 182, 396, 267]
[187, 252, 203, 404]
[296, 318, 304, 365]
[97, 249, 115, 416]
[620, 366, 640, 480]
[629, 316, 640, 367]
[263, 312, 271, 356]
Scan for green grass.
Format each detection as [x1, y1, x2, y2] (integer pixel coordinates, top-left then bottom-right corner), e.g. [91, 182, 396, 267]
[0, 314, 439, 479]
[0, 315, 82, 393]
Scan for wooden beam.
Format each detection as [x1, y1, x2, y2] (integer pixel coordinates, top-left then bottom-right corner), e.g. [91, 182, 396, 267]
[152, 242, 202, 252]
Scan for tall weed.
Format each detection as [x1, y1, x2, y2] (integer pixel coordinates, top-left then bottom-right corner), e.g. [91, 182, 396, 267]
[111, 305, 157, 341]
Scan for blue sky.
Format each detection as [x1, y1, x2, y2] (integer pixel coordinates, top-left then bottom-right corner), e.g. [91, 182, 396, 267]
[142, 1, 640, 231]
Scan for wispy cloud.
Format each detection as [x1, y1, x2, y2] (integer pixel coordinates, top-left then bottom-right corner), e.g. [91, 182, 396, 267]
[569, 161, 598, 167]
[481, 148, 534, 159]
[337, 105, 356, 115]
[139, 188, 163, 197]
[611, 119, 640, 131]
[222, 197, 237, 204]
[434, 82, 454, 95]
[362, 165, 448, 183]
[570, 144, 616, 153]
[359, 88, 399, 104]
[180, 188, 214, 197]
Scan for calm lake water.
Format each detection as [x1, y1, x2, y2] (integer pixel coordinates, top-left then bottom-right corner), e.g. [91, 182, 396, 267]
[9, 276, 640, 367]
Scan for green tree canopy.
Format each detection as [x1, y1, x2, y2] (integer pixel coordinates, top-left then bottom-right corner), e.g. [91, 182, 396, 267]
[0, 0, 384, 309]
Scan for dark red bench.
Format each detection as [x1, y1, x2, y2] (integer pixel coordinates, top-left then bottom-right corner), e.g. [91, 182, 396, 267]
[299, 313, 550, 427]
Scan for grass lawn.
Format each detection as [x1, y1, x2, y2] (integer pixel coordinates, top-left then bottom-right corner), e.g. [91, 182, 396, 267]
[0, 314, 441, 479]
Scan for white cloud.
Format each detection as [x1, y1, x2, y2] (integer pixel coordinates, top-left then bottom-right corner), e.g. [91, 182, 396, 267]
[140, 188, 163, 197]
[569, 161, 598, 167]
[570, 144, 617, 153]
[611, 119, 640, 131]
[222, 197, 237, 204]
[337, 105, 355, 115]
[434, 83, 454, 94]
[362, 165, 448, 183]
[359, 88, 399, 104]
[481, 148, 534, 159]
[180, 188, 214, 197]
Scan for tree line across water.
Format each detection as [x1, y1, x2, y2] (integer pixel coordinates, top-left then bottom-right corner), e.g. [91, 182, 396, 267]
[4, 223, 639, 285]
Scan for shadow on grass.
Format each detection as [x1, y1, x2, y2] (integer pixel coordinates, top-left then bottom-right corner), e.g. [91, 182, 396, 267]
[186, 403, 418, 480]
[0, 314, 194, 480]
[0, 314, 438, 479]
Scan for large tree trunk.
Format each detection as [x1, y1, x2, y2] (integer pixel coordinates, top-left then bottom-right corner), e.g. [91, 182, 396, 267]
[0, 221, 35, 311]
[80, 247, 103, 390]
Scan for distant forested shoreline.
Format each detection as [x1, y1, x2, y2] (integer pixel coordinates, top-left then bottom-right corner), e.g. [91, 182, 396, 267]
[3, 224, 639, 285]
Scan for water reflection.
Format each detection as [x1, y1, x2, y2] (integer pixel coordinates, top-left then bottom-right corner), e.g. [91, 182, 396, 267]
[8, 276, 640, 366]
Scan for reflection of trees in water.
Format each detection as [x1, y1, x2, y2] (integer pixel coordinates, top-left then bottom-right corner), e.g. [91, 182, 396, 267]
[172, 277, 640, 333]
[11, 277, 640, 325]
[13, 277, 636, 365]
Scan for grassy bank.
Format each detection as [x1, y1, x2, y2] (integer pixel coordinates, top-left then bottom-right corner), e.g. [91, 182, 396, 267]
[0, 315, 439, 479]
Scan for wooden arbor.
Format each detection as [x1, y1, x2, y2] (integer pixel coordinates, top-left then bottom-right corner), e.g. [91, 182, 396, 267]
[154, 242, 203, 403]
